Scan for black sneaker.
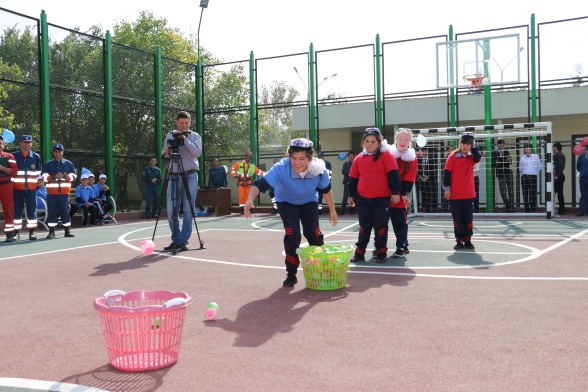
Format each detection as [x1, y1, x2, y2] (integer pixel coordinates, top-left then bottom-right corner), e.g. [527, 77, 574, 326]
[337, 210, 345, 215]
[349, 207, 355, 214]
[179, 244, 189, 252]
[350, 253, 366, 262]
[283, 274, 298, 287]
[404, 247, 410, 255]
[376, 253, 387, 263]
[393, 248, 406, 258]
[464, 241, 475, 249]
[575, 212, 586, 217]
[163, 243, 175, 251]
[454, 242, 464, 250]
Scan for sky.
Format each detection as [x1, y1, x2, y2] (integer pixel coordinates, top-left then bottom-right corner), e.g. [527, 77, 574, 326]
[1, 1, 587, 95]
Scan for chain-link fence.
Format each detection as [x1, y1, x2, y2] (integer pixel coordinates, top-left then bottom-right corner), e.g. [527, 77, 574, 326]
[2, 7, 587, 213]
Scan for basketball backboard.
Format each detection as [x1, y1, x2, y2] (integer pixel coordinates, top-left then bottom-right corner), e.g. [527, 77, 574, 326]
[436, 33, 522, 89]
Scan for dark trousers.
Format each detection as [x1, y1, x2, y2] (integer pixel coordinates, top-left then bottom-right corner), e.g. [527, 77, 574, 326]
[474, 176, 480, 213]
[579, 176, 588, 214]
[13, 189, 37, 230]
[75, 204, 98, 225]
[145, 185, 159, 218]
[48, 194, 71, 227]
[355, 195, 390, 256]
[521, 174, 538, 212]
[420, 179, 438, 212]
[497, 172, 514, 211]
[340, 183, 350, 212]
[277, 201, 324, 275]
[390, 207, 408, 249]
[450, 198, 474, 242]
[554, 174, 566, 214]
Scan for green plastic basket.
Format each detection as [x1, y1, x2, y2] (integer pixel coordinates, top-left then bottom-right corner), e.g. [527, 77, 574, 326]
[297, 244, 354, 291]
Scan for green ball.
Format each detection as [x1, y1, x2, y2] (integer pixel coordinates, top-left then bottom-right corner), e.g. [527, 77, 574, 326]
[207, 302, 219, 311]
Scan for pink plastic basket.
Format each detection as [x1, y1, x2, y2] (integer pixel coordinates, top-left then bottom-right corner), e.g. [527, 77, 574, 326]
[94, 290, 192, 372]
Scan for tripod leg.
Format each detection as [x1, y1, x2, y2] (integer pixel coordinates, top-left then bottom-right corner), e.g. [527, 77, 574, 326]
[177, 158, 205, 250]
[152, 157, 173, 242]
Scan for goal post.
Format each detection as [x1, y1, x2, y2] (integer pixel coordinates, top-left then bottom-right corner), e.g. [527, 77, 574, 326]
[406, 122, 553, 219]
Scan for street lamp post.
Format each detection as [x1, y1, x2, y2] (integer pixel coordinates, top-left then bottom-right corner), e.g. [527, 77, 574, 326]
[293, 66, 309, 100]
[196, 0, 209, 187]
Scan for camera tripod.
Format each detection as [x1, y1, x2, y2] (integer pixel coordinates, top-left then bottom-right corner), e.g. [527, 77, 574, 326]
[152, 150, 205, 255]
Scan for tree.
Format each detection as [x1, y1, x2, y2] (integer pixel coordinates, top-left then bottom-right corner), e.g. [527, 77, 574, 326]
[0, 59, 23, 129]
[569, 62, 587, 87]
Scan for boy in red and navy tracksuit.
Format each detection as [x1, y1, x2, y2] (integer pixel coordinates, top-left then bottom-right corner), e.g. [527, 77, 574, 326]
[348, 128, 401, 263]
[0, 134, 18, 242]
[443, 132, 482, 249]
[387, 129, 417, 257]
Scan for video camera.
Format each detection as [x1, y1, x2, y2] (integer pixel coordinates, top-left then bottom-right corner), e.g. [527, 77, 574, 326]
[167, 130, 192, 150]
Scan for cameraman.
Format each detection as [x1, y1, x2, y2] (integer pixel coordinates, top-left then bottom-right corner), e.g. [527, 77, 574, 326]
[162, 111, 202, 251]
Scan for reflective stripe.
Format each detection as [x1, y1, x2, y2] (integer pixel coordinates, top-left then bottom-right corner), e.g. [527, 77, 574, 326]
[13, 179, 26, 182]
[62, 222, 71, 227]
[48, 223, 57, 227]
[8, 159, 16, 163]
[26, 222, 37, 228]
[46, 184, 60, 188]
[17, 171, 25, 175]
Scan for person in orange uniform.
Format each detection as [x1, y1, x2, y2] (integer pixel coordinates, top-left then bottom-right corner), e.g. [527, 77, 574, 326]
[231, 151, 265, 214]
[0, 134, 18, 242]
[42, 144, 77, 239]
[12, 135, 42, 240]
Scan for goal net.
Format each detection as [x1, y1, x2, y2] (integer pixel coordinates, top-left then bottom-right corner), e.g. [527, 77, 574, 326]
[406, 122, 553, 218]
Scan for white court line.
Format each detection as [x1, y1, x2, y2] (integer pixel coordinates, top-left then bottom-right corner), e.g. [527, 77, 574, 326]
[0, 377, 107, 391]
[419, 222, 523, 228]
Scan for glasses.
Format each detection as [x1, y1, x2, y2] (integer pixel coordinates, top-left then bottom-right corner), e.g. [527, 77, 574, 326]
[364, 127, 382, 135]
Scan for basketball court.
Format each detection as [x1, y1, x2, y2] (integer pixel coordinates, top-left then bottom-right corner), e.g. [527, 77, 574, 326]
[1, 213, 588, 391]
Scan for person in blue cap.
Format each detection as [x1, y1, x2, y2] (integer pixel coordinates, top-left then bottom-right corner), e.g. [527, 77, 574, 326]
[243, 138, 337, 287]
[42, 144, 77, 238]
[12, 135, 43, 240]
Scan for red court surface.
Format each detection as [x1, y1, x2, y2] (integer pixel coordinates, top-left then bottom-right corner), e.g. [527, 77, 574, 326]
[1, 214, 588, 391]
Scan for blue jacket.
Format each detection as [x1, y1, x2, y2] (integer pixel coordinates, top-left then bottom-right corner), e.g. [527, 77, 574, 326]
[12, 149, 42, 191]
[93, 183, 111, 201]
[42, 158, 77, 195]
[142, 166, 162, 187]
[577, 153, 588, 177]
[208, 166, 227, 188]
[75, 184, 93, 207]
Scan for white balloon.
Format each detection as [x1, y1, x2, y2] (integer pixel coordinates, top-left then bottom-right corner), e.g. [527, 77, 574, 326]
[416, 134, 427, 147]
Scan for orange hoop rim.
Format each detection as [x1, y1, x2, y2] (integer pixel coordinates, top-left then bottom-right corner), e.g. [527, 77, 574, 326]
[463, 73, 486, 89]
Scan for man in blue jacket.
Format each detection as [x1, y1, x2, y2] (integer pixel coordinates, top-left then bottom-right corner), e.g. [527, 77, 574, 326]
[576, 144, 588, 217]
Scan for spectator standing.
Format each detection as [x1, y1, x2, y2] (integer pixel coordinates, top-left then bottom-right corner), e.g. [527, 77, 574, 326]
[207, 158, 227, 189]
[519, 144, 542, 212]
[317, 151, 332, 214]
[492, 139, 514, 212]
[576, 144, 588, 217]
[0, 134, 18, 242]
[161, 111, 202, 251]
[338, 151, 355, 215]
[231, 151, 265, 214]
[42, 144, 76, 238]
[552, 142, 566, 215]
[441, 145, 455, 213]
[12, 135, 42, 240]
[142, 157, 162, 219]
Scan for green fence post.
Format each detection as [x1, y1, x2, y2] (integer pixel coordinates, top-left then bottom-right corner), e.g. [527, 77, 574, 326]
[309, 43, 316, 146]
[375, 34, 383, 133]
[155, 46, 162, 169]
[104, 31, 114, 186]
[40, 10, 51, 160]
[449, 25, 456, 129]
[197, 58, 204, 187]
[483, 39, 494, 212]
[530, 13, 537, 148]
[249, 51, 257, 162]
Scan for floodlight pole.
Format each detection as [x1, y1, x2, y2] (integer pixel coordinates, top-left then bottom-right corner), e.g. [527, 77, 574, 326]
[482, 38, 494, 213]
[196, 0, 209, 187]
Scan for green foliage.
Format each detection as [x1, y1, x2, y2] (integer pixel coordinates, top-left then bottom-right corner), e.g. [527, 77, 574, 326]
[0, 58, 23, 129]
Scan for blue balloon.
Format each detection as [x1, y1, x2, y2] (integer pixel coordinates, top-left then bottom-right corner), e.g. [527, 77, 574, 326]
[81, 167, 92, 175]
[338, 152, 347, 161]
[1, 129, 15, 143]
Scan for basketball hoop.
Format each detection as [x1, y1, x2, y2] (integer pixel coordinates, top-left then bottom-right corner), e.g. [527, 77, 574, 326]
[463, 73, 486, 92]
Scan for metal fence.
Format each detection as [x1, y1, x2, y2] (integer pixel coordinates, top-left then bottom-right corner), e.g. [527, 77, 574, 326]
[1, 7, 587, 212]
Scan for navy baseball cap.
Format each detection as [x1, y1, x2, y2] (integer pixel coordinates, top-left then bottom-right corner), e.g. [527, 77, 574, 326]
[21, 135, 33, 142]
[52, 143, 64, 151]
[318, 151, 325, 157]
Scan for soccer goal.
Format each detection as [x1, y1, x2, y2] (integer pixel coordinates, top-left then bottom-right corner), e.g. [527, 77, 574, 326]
[406, 122, 553, 219]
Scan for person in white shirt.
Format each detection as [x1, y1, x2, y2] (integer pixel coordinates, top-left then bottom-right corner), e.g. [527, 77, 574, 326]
[518, 144, 542, 212]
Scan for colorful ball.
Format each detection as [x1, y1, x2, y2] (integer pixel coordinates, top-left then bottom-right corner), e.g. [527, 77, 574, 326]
[313, 247, 323, 253]
[582, 136, 588, 147]
[140, 240, 155, 255]
[338, 152, 348, 161]
[207, 302, 219, 311]
[573, 144, 584, 156]
[205, 308, 217, 320]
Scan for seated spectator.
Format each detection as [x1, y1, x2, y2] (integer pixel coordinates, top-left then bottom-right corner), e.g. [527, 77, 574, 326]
[70, 174, 99, 226]
[36, 178, 47, 209]
[93, 174, 114, 223]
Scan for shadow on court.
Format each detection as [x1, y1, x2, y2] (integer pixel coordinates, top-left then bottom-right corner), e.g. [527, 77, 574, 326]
[90, 255, 161, 276]
[446, 250, 492, 268]
[60, 364, 171, 392]
[206, 287, 348, 347]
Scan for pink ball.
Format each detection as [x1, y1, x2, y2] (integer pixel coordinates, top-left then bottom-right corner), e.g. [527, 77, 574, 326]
[140, 240, 155, 255]
[582, 136, 588, 147]
[573, 144, 584, 156]
[205, 308, 217, 320]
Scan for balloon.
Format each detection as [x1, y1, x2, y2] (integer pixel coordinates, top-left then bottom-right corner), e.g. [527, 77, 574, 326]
[573, 144, 584, 156]
[582, 136, 588, 147]
[1, 129, 15, 143]
[81, 167, 92, 175]
[416, 150, 423, 158]
[337, 152, 347, 161]
[140, 239, 155, 255]
[416, 134, 427, 147]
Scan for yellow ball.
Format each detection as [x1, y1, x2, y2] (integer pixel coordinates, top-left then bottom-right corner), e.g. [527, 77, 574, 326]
[313, 247, 323, 253]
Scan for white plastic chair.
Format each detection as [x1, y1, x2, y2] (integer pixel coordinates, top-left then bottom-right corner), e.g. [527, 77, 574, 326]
[35, 196, 49, 230]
